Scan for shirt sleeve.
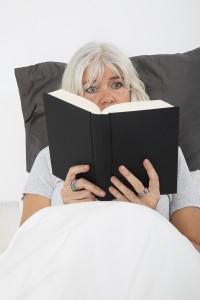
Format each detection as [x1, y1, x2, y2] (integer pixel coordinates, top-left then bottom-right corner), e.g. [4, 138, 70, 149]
[170, 147, 200, 217]
[22, 147, 55, 200]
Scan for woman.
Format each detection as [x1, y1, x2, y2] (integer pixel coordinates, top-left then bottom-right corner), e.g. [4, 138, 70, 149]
[21, 41, 200, 251]
[1, 42, 200, 300]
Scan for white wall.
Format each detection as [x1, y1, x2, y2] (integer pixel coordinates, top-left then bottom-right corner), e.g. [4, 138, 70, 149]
[0, 0, 199, 202]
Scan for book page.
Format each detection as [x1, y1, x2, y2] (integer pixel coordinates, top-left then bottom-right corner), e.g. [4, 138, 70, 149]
[48, 90, 173, 115]
[49, 89, 101, 114]
[102, 100, 173, 114]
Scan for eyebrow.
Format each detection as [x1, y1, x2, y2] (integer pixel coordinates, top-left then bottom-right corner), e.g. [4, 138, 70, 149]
[83, 76, 120, 86]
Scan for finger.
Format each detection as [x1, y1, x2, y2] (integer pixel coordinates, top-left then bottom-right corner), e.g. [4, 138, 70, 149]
[66, 198, 96, 204]
[61, 188, 96, 203]
[70, 190, 96, 201]
[75, 178, 106, 197]
[63, 176, 105, 198]
[65, 165, 90, 184]
[110, 176, 140, 204]
[65, 166, 106, 197]
[108, 186, 129, 202]
[143, 159, 160, 192]
[118, 165, 144, 194]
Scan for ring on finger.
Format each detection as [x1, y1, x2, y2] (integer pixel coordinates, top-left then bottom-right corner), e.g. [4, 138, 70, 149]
[69, 179, 82, 192]
[137, 187, 149, 198]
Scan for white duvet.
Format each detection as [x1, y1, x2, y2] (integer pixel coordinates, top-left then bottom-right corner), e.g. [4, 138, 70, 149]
[0, 201, 200, 300]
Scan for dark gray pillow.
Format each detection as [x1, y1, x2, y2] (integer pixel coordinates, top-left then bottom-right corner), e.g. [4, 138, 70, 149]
[15, 48, 200, 172]
[15, 62, 66, 171]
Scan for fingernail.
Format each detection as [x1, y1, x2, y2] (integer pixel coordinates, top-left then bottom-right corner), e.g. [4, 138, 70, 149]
[110, 176, 117, 183]
[119, 165, 126, 171]
[99, 191, 106, 196]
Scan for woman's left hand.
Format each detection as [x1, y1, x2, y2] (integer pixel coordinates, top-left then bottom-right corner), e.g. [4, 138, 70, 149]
[109, 159, 160, 210]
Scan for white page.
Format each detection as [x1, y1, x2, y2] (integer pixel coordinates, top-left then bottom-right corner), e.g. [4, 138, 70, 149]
[49, 89, 101, 114]
[49, 89, 173, 114]
[102, 100, 173, 114]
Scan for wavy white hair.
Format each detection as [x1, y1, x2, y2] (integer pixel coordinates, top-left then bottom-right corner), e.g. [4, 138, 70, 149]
[61, 42, 149, 101]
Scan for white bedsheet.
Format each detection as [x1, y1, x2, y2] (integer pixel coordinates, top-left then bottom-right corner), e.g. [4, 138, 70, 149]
[0, 201, 200, 300]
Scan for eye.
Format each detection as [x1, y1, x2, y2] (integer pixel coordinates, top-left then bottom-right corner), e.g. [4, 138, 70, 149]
[85, 86, 97, 94]
[112, 82, 123, 89]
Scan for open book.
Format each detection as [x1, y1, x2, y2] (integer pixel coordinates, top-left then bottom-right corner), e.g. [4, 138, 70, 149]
[43, 89, 179, 200]
[48, 89, 173, 114]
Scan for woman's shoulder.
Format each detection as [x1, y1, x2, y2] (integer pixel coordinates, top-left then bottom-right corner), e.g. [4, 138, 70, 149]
[37, 146, 50, 158]
[35, 147, 64, 187]
[32, 146, 52, 174]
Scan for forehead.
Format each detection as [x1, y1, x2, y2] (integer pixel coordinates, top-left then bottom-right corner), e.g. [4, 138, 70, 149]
[83, 66, 120, 84]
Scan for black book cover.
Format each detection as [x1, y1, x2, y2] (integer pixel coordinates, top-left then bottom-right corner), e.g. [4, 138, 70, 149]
[43, 93, 179, 200]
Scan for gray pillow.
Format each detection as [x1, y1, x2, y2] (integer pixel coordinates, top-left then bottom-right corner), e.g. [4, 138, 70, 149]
[15, 47, 200, 172]
[15, 62, 66, 171]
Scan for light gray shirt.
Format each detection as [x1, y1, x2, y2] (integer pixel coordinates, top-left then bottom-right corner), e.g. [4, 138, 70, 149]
[22, 146, 200, 220]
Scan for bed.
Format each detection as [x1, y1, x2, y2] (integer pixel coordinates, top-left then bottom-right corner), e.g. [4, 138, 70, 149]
[1, 46, 200, 253]
[0, 47, 200, 299]
[0, 170, 200, 254]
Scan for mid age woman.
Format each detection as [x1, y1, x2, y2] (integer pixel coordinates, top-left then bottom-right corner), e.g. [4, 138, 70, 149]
[21, 41, 200, 251]
[1, 42, 200, 300]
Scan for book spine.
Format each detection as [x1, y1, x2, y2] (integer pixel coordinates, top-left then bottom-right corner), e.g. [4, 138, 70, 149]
[89, 113, 97, 186]
[90, 114, 113, 200]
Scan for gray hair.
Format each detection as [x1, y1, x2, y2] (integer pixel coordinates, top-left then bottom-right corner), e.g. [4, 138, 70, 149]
[61, 42, 149, 101]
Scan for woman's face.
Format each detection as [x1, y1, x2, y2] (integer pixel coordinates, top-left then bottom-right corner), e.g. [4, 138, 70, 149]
[82, 67, 131, 111]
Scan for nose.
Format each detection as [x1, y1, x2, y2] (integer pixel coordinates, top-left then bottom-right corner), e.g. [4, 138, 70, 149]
[99, 89, 115, 105]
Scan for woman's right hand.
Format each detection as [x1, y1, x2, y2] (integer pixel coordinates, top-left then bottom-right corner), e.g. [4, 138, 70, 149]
[60, 164, 106, 204]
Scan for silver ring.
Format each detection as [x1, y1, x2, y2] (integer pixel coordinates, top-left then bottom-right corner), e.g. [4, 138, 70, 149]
[137, 187, 149, 198]
[69, 179, 82, 192]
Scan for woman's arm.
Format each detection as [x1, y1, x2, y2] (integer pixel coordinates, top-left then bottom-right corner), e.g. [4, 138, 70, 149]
[20, 194, 51, 226]
[170, 207, 200, 252]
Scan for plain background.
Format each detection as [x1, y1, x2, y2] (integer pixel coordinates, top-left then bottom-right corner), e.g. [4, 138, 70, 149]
[0, 0, 199, 202]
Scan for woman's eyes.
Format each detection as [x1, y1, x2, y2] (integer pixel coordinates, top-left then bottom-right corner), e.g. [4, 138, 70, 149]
[112, 82, 123, 89]
[85, 82, 123, 94]
[85, 87, 97, 94]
